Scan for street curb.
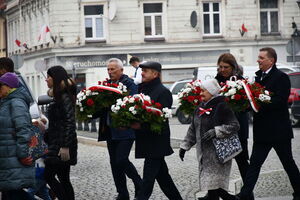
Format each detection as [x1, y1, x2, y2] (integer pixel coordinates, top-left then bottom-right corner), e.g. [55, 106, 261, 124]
[77, 136, 107, 147]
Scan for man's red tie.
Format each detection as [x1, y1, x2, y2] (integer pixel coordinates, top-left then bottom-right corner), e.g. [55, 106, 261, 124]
[199, 107, 212, 115]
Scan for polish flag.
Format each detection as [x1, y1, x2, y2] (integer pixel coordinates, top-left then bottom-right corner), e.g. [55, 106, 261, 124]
[15, 39, 21, 47]
[241, 24, 248, 32]
[38, 25, 51, 41]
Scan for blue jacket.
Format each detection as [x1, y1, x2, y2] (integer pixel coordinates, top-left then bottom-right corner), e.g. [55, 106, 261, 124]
[97, 74, 138, 141]
[0, 87, 35, 190]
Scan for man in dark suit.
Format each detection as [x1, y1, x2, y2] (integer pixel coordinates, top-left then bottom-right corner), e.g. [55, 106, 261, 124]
[131, 61, 183, 200]
[237, 47, 300, 200]
[95, 58, 142, 200]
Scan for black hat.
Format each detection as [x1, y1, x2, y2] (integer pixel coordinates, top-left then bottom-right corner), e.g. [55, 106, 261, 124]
[139, 61, 161, 72]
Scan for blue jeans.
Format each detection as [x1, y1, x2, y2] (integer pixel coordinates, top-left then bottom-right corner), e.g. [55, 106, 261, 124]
[27, 179, 51, 200]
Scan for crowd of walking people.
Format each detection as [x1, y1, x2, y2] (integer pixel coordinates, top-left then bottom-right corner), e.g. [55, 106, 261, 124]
[0, 47, 299, 200]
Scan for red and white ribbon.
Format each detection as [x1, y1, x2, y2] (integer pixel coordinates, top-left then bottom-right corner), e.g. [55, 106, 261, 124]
[96, 85, 122, 94]
[199, 107, 212, 115]
[240, 80, 259, 112]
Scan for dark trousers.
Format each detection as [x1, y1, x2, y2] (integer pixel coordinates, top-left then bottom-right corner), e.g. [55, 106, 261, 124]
[240, 140, 300, 197]
[107, 139, 142, 198]
[235, 139, 250, 183]
[1, 190, 31, 200]
[137, 157, 183, 200]
[44, 163, 74, 200]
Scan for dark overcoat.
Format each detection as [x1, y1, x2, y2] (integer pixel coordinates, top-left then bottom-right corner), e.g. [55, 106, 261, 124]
[253, 65, 293, 143]
[45, 92, 78, 165]
[135, 78, 174, 158]
[96, 74, 138, 141]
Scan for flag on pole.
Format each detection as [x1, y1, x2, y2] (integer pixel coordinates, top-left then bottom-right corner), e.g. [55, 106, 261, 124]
[38, 25, 51, 41]
[15, 39, 21, 47]
[239, 23, 248, 37]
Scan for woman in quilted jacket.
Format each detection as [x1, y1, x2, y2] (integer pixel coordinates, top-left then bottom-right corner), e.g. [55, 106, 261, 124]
[44, 65, 77, 200]
[0, 72, 35, 200]
[179, 79, 240, 200]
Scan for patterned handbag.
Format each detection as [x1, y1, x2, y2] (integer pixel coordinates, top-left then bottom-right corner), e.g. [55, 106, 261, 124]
[212, 133, 242, 163]
[28, 125, 48, 160]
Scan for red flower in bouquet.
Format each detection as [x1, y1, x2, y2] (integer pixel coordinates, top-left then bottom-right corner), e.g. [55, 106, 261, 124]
[76, 80, 128, 121]
[220, 77, 271, 112]
[248, 82, 271, 112]
[219, 79, 250, 112]
[111, 94, 172, 133]
[178, 80, 202, 115]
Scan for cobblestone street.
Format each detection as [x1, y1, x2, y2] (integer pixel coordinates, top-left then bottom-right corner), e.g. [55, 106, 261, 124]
[72, 118, 300, 200]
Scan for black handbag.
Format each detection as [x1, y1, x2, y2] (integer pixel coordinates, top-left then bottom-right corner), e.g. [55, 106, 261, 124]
[212, 133, 242, 163]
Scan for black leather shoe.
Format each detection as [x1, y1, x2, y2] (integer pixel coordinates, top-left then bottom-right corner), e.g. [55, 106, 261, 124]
[235, 193, 254, 200]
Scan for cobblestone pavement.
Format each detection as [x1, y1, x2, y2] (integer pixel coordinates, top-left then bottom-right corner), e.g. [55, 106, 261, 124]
[73, 118, 300, 200]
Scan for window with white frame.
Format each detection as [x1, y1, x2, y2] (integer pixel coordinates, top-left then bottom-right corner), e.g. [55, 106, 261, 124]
[84, 5, 104, 40]
[202, 2, 221, 36]
[143, 3, 163, 37]
[260, 0, 279, 34]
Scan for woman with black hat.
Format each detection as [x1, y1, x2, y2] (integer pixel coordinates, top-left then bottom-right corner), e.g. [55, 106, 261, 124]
[44, 65, 78, 200]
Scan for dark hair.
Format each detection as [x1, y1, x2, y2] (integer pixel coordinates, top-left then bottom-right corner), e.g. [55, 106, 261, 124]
[0, 57, 14, 72]
[47, 65, 76, 102]
[129, 56, 140, 64]
[259, 47, 277, 64]
[217, 53, 239, 75]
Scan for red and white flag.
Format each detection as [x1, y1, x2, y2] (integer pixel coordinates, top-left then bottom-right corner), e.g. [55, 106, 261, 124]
[15, 39, 21, 47]
[38, 25, 51, 41]
[239, 23, 248, 37]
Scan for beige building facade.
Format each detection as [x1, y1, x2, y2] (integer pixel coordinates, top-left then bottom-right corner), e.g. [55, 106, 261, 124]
[4, 0, 300, 98]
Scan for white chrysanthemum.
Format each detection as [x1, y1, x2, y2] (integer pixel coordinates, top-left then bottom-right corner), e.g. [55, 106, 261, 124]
[116, 98, 123, 106]
[227, 81, 237, 88]
[228, 88, 237, 95]
[131, 110, 137, 115]
[143, 95, 151, 102]
[259, 94, 271, 102]
[86, 90, 91, 96]
[129, 106, 135, 112]
[264, 90, 270, 95]
[129, 98, 135, 103]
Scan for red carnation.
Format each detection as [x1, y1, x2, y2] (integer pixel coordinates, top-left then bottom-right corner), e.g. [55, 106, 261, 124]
[155, 102, 162, 109]
[234, 94, 242, 100]
[187, 96, 194, 102]
[86, 99, 94, 106]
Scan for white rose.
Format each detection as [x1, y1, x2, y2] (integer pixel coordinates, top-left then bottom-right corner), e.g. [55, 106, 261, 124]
[129, 106, 135, 112]
[264, 90, 270, 95]
[228, 88, 237, 95]
[129, 98, 135, 103]
[131, 110, 137, 115]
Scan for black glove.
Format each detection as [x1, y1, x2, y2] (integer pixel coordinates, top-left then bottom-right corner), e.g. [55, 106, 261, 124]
[179, 148, 186, 161]
[202, 129, 216, 141]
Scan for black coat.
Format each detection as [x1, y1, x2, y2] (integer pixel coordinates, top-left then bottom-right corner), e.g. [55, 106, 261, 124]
[135, 78, 174, 158]
[96, 74, 138, 141]
[253, 66, 293, 143]
[45, 92, 78, 165]
[215, 74, 249, 140]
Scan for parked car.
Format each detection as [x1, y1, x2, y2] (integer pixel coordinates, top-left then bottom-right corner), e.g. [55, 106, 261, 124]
[288, 72, 300, 127]
[169, 79, 192, 124]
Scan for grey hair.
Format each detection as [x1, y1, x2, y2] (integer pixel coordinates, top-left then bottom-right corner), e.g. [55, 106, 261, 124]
[107, 58, 123, 69]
